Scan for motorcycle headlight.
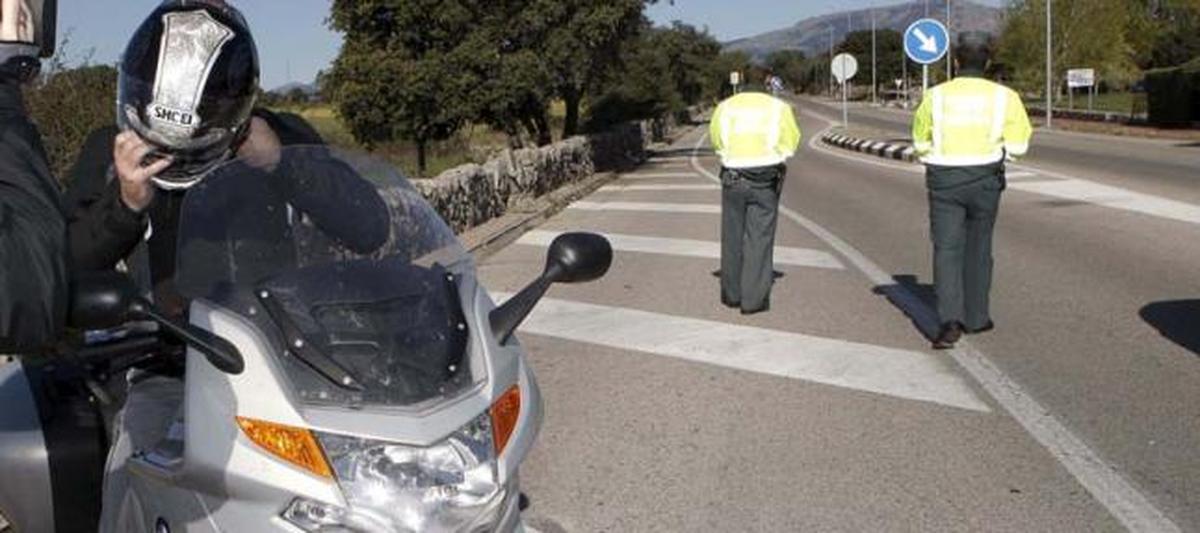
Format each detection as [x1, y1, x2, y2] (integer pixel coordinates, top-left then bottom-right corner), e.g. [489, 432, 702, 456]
[284, 412, 504, 532]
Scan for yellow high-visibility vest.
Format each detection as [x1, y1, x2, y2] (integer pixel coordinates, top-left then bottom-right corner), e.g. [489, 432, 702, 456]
[912, 77, 1033, 166]
[710, 92, 802, 169]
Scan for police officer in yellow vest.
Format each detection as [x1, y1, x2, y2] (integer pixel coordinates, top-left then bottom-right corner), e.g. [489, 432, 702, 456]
[710, 91, 801, 314]
[912, 32, 1032, 349]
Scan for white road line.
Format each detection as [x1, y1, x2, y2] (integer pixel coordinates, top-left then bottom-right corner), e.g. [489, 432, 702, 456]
[621, 172, 701, 179]
[499, 295, 990, 413]
[1007, 167, 1200, 226]
[692, 124, 1183, 533]
[599, 184, 719, 192]
[569, 201, 720, 214]
[1005, 171, 1038, 179]
[517, 230, 844, 270]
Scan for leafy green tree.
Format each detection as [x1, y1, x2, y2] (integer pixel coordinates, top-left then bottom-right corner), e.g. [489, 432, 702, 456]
[835, 29, 903, 94]
[1143, 0, 1200, 68]
[326, 0, 476, 174]
[997, 0, 1154, 95]
[586, 21, 722, 130]
[539, 0, 653, 138]
[765, 50, 807, 90]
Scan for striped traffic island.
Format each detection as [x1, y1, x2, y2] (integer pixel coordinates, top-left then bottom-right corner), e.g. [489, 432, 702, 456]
[821, 131, 918, 163]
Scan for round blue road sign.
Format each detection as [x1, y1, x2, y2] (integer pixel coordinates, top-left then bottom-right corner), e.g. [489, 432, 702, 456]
[904, 18, 949, 65]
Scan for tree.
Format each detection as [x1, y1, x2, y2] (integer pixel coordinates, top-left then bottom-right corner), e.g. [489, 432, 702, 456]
[585, 21, 722, 131]
[765, 50, 807, 90]
[326, 0, 477, 174]
[1142, 0, 1200, 69]
[835, 29, 903, 94]
[539, 0, 653, 138]
[997, 0, 1154, 95]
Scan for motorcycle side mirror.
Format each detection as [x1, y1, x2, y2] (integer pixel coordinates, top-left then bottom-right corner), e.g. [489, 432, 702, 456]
[489, 232, 613, 345]
[69, 271, 245, 374]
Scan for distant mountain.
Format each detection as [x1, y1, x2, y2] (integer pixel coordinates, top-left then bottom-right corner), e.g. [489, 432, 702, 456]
[724, 0, 1004, 61]
[269, 81, 319, 96]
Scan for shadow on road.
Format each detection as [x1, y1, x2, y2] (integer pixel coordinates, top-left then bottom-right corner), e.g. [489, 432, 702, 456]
[1139, 300, 1200, 357]
[872, 274, 940, 342]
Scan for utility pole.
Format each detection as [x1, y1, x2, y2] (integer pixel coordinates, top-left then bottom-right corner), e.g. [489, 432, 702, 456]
[1046, 0, 1053, 128]
[925, 0, 930, 17]
[946, 0, 952, 80]
[828, 24, 835, 98]
[872, 7, 877, 105]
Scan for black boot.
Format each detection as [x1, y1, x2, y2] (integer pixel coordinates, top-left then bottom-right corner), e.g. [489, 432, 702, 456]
[932, 322, 963, 350]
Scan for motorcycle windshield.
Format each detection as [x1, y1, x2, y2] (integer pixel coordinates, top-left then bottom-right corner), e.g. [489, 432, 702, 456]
[175, 146, 481, 409]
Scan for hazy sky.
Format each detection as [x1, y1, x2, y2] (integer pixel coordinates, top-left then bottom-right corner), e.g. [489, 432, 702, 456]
[58, 0, 1005, 90]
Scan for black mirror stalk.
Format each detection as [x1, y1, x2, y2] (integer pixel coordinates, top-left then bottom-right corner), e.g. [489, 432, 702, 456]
[70, 271, 245, 375]
[488, 232, 613, 345]
[128, 298, 245, 375]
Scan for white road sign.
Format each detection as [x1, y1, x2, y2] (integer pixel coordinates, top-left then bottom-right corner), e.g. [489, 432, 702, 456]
[1067, 68, 1095, 88]
[730, 71, 741, 86]
[831, 53, 858, 84]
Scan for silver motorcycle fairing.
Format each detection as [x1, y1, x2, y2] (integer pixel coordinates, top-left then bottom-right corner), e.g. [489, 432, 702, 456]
[108, 147, 544, 532]
[0, 361, 54, 533]
[1, 357, 111, 533]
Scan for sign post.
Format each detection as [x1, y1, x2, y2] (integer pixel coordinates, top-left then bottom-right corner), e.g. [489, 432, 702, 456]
[904, 18, 949, 95]
[1067, 68, 1096, 112]
[730, 71, 741, 94]
[831, 53, 859, 127]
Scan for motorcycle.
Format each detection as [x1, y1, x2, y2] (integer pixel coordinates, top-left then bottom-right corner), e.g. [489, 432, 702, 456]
[0, 146, 613, 532]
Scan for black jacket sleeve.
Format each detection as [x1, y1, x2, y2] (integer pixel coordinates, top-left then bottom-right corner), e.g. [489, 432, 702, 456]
[269, 148, 390, 255]
[256, 109, 388, 254]
[0, 120, 68, 352]
[64, 126, 148, 271]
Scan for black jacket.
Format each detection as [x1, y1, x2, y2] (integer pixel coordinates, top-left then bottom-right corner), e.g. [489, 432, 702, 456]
[65, 110, 327, 288]
[66, 110, 388, 307]
[0, 79, 68, 351]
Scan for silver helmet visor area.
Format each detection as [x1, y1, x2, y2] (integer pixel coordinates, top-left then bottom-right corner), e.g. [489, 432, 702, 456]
[0, 0, 55, 57]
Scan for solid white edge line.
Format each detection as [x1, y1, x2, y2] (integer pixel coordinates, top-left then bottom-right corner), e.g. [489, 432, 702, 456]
[690, 118, 1183, 533]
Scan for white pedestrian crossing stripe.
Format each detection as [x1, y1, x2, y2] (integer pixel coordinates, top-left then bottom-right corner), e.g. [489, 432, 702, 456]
[620, 172, 701, 179]
[569, 201, 720, 214]
[518, 230, 844, 270]
[1009, 178, 1200, 225]
[496, 295, 991, 412]
[600, 184, 719, 192]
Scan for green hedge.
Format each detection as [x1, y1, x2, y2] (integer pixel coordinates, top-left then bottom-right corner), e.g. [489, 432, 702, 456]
[24, 65, 119, 185]
[1145, 57, 1200, 127]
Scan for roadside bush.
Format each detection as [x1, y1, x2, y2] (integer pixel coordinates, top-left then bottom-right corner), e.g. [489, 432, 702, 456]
[24, 65, 117, 185]
[1145, 57, 1200, 127]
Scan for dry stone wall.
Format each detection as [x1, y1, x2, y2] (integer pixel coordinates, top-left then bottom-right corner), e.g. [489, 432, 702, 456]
[415, 118, 683, 233]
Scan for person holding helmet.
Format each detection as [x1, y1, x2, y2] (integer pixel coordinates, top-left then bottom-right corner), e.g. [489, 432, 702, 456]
[62, 3, 388, 530]
[0, 0, 65, 352]
[67, 0, 385, 313]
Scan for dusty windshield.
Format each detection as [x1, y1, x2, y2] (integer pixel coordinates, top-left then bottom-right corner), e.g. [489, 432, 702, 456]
[174, 146, 478, 408]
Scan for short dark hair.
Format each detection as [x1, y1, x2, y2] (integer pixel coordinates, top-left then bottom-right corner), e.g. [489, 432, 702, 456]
[955, 31, 993, 73]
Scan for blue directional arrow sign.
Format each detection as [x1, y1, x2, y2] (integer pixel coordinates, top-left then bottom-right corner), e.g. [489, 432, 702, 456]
[904, 18, 949, 65]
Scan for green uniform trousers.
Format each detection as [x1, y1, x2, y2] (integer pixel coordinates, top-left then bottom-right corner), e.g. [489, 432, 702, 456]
[926, 162, 1004, 329]
[721, 165, 784, 313]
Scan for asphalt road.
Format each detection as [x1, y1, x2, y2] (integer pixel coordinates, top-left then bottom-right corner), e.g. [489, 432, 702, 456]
[479, 105, 1199, 532]
[802, 97, 1200, 203]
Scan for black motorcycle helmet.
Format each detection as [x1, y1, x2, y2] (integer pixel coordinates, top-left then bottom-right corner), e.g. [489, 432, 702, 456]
[0, 0, 56, 82]
[117, 0, 259, 189]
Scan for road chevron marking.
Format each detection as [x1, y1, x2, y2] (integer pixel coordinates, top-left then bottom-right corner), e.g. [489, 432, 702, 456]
[517, 230, 844, 270]
[693, 121, 1184, 533]
[496, 294, 990, 412]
